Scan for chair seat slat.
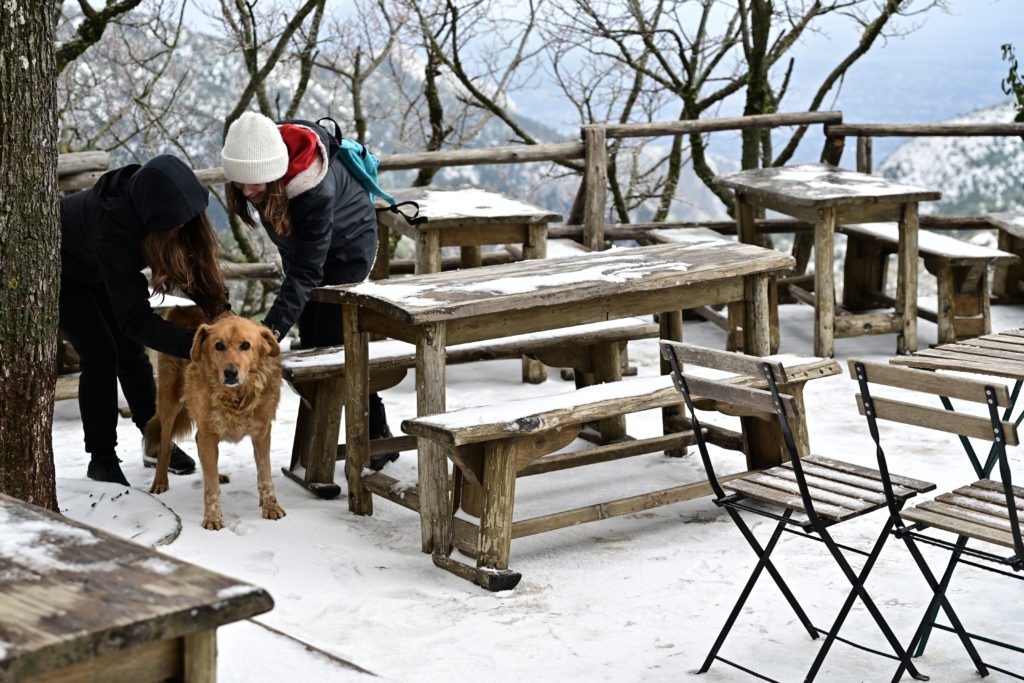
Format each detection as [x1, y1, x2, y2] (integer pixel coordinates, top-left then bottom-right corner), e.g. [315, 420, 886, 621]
[953, 482, 1024, 513]
[803, 455, 936, 493]
[916, 500, 1013, 533]
[783, 461, 917, 499]
[756, 468, 889, 506]
[723, 478, 857, 522]
[901, 507, 1016, 549]
[935, 492, 1017, 521]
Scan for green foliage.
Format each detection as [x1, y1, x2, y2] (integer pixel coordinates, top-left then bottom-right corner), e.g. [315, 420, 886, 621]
[1000, 43, 1024, 124]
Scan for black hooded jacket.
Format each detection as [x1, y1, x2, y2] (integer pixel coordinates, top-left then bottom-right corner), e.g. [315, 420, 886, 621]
[257, 120, 378, 339]
[60, 155, 209, 359]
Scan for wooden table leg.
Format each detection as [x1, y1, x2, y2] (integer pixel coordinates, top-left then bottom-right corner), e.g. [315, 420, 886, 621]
[478, 440, 518, 571]
[659, 309, 686, 457]
[304, 376, 345, 488]
[183, 630, 216, 683]
[814, 205, 837, 358]
[896, 201, 919, 354]
[591, 341, 626, 442]
[521, 223, 549, 384]
[417, 322, 448, 553]
[344, 304, 373, 516]
[415, 230, 442, 274]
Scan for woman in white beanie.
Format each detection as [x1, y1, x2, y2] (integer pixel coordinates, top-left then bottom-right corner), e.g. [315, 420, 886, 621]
[221, 111, 398, 470]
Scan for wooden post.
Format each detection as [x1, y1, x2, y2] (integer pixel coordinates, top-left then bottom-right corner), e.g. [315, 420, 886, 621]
[415, 230, 442, 274]
[477, 440, 518, 570]
[416, 322, 448, 553]
[183, 630, 216, 683]
[343, 304, 373, 516]
[856, 136, 873, 174]
[659, 309, 686, 457]
[460, 245, 483, 269]
[934, 261, 956, 344]
[813, 206, 838, 357]
[896, 202, 919, 354]
[370, 220, 391, 280]
[520, 223, 550, 384]
[582, 125, 608, 251]
[734, 194, 757, 245]
[820, 130, 845, 165]
[743, 273, 772, 357]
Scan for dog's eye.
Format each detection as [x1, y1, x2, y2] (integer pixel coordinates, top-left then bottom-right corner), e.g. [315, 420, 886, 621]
[215, 341, 226, 351]
[240, 341, 251, 351]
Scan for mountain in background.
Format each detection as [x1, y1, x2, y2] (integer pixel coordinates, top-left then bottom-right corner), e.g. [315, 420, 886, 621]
[878, 102, 1024, 215]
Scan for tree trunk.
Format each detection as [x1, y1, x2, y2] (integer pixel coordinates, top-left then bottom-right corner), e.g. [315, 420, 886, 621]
[0, 2, 60, 510]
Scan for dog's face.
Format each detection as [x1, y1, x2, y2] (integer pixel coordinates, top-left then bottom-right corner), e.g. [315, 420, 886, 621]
[190, 314, 280, 387]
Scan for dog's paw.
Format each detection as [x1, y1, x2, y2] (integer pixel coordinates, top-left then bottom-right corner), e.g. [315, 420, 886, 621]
[219, 473, 230, 484]
[262, 503, 286, 520]
[149, 480, 169, 494]
[201, 516, 225, 531]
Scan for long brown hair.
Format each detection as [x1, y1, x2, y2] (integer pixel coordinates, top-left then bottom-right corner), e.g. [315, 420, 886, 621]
[227, 179, 292, 237]
[143, 212, 227, 320]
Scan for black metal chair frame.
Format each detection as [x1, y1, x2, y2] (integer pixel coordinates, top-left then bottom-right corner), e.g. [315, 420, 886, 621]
[662, 345, 926, 683]
[854, 361, 1024, 681]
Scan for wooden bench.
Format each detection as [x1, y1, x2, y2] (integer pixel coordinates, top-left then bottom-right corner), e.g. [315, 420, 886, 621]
[397, 350, 839, 590]
[0, 493, 272, 683]
[645, 227, 781, 352]
[280, 317, 659, 499]
[840, 222, 1019, 344]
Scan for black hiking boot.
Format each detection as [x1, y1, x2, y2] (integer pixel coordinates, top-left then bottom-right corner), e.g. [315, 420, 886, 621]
[369, 393, 399, 471]
[143, 443, 197, 475]
[87, 451, 130, 487]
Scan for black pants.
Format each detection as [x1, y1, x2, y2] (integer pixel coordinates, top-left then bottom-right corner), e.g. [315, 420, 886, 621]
[59, 280, 155, 456]
[296, 235, 390, 438]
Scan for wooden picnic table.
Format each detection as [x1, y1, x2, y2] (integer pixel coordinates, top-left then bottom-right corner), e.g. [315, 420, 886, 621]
[373, 185, 563, 277]
[0, 493, 272, 683]
[717, 163, 941, 357]
[313, 240, 795, 554]
[984, 210, 1024, 301]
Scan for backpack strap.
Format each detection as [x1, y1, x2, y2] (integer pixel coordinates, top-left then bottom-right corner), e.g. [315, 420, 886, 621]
[377, 200, 428, 226]
[315, 116, 344, 146]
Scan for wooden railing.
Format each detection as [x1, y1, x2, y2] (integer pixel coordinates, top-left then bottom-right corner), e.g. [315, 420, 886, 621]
[824, 121, 1024, 174]
[57, 112, 1024, 266]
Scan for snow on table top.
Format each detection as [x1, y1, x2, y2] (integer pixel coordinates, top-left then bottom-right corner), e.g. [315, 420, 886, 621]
[842, 222, 1016, 260]
[717, 163, 941, 205]
[334, 242, 788, 315]
[282, 317, 656, 370]
[391, 186, 562, 222]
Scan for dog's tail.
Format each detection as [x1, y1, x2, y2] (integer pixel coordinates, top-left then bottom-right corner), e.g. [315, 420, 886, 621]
[143, 408, 193, 454]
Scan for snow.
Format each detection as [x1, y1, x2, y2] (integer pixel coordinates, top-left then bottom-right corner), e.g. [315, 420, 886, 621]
[414, 187, 558, 220]
[48, 303, 1024, 680]
[720, 162, 939, 201]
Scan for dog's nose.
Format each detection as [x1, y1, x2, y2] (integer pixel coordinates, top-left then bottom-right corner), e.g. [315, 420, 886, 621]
[223, 367, 239, 384]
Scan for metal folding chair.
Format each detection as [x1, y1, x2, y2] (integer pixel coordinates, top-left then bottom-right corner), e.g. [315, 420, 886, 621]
[662, 341, 934, 682]
[852, 359, 1024, 680]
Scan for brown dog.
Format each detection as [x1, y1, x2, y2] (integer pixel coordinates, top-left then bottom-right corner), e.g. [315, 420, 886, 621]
[145, 307, 284, 530]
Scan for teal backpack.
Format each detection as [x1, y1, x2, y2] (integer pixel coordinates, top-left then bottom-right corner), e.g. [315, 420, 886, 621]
[313, 117, 425, 226]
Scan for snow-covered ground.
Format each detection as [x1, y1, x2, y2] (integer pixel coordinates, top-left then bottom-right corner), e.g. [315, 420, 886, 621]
[51, 302, 1024, 682]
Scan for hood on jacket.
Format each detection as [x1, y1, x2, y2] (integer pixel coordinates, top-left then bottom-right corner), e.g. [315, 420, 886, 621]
[126, 155, 209, 232]
[279, 123, 329, 199]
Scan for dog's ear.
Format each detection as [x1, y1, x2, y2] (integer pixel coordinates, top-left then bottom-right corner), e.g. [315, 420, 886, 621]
[260, 326, 281, 358]
[190, 324, 211, 362]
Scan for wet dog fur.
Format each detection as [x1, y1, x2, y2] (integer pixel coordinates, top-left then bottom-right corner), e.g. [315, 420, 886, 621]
[144, 307, 284, 530]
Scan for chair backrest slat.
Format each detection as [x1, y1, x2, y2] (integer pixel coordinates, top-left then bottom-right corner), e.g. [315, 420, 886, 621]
[848, 359, 1010, 406]
[855, 394, 1019, 446]
[662, 340, 787, 383]
[682, 374, 799, 416]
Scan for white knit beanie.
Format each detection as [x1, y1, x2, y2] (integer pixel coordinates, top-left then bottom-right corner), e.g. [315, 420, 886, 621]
[221, 111, 289, 184]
